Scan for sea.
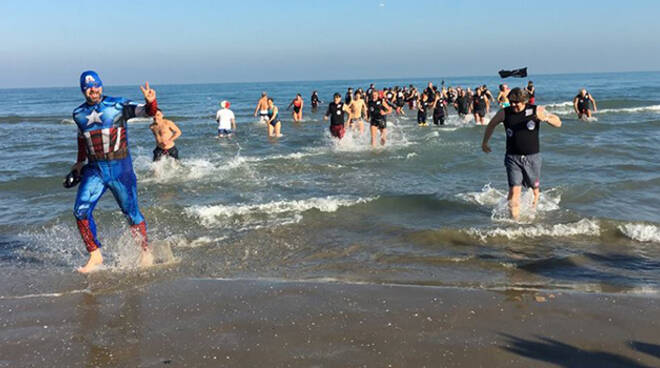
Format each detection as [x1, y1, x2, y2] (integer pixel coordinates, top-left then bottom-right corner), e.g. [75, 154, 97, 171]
[1, 72, 659, 298]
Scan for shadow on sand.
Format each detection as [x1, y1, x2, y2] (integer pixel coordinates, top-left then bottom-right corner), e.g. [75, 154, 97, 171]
[500, 333, 653, 368]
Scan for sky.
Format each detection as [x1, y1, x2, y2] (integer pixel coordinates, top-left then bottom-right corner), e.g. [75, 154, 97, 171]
[1, 0, 659, 88]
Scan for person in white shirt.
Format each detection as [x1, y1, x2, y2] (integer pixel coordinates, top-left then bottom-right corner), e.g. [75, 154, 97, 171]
[215, 100, 236, 137]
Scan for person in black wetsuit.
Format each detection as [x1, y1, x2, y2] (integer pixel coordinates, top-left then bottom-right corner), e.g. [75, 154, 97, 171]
[324, 93, 349, 139]
[481, 87, 562, 219]
[424, 82, 436, 102]
[454, 89, 471, 120]
[310, 91, 322, 112]
[366, 84, 375, 103]
[432, 92, 447, 125]
[367, 89, 392, 147]
[472, 87, 488, 125]
[417, 92, 431, 126]
[573, 88, 598, 120]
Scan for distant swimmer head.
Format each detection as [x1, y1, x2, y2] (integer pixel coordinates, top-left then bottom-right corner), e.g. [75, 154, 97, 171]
[220, 100, 230, 109]
[261, 91, 267, 97]
[507, 87, 529, 104]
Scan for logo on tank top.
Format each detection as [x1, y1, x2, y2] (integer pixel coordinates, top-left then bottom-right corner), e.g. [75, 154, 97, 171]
[527, 121, 535, 130]
[506, 128, 513, 137]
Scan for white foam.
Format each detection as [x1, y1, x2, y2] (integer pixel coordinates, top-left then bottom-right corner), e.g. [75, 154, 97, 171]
[457, 184, 561, 222]
[127, 117, 152, 123]
[135, 154, 248, 184]
[186, 195, 376, 229]
[598, 105, 660, 114]
[467, 218, 600, 241]
[619, 223, 660, 243]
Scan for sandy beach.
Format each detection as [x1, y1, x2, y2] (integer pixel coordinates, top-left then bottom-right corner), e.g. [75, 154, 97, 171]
[1, 278, 658, 367]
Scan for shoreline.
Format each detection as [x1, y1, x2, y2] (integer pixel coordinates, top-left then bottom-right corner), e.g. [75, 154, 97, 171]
[1, 277, 658, 367]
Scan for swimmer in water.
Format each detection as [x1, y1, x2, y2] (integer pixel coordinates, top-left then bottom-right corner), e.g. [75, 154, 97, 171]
[215, 100, 236, 138]
[454, 89, 472, 121]
[497, 84, 510, 108]
[417, 92, 430, 127]
[267, 97, 282, 138]
[472, 87, 488, 125]
[287, 93, 304, 122]
[482, 87, 562, 220]
[432, 91, 447, 126]
[367, 89, 392, 147]
[526, 81, 536, 105]
[254, 91, 269, 124]
[150, 109, 182, 161]
[347, 90, 367, 134]
[310, 91, 322, 112]
[324, 93, 350, 139]
[573, 88, 597, 120]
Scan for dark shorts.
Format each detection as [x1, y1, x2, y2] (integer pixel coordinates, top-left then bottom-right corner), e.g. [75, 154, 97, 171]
[293, 106, 301, 113]
[153, 146, 179, 162]
[475, 109, 486, 118]
[505, 153, 541, 188]
[270, 119, 280, 127]
[218, 129, 232, 135]
[371, 119, 386, 130]
[329, 124, 345, 139]
[417, 111, 427, 124]
[433, 113, 445, 125]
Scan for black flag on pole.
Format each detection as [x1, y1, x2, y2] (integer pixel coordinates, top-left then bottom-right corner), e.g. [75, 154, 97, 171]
[498, 67, 527, 78]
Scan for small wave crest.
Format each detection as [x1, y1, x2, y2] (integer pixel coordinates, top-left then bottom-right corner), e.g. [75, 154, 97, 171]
[618, 223, 660, 243]
[185, 195, 376, 229]
[466, 218, 600, 241]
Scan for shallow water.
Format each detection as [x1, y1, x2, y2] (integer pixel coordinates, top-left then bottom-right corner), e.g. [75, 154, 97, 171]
[1, 72, 659, 298]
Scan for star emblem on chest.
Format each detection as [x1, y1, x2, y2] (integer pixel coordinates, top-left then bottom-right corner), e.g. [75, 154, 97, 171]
[86, 109, 104, 126]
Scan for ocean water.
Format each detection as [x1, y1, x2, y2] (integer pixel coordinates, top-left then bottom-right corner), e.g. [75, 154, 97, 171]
[1, 72, 659, 298]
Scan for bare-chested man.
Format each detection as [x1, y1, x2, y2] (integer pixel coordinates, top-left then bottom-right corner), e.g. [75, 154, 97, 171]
[150, 109, 182, 161]
[254, 91, 269, 124]
[347, 90, 367, 134]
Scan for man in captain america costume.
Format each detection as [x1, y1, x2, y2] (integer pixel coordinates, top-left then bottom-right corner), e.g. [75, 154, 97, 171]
[71, 70, 157, 273]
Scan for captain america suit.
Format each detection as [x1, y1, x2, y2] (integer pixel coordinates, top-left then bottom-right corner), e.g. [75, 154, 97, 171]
[72, 71, 157, 253]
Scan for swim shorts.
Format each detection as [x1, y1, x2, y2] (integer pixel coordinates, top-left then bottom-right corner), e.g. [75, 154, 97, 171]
[153, 146, 179, 162]
[218, 129, 232, 135]
[371, 119, 386, 130]
[504, 153, 541, 188]
[329, 124, 345, 139]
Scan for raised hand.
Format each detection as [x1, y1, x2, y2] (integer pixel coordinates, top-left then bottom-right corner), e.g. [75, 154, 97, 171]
[140, 82, 156, 102]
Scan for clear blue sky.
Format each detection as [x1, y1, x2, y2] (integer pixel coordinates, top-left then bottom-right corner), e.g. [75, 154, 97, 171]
[1, 0, 658, 88]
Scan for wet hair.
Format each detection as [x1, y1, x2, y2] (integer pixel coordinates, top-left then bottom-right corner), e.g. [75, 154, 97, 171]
[261, 91, 267, 97]
[333, 93, 341, 98]
[355, 91, 362, 97]
[507, 87, 529, 103]
[499, 84, 506, 92]
[268, 97, 274, 102]
[528, 81, 534, 85]
[296, 93, 302, 97]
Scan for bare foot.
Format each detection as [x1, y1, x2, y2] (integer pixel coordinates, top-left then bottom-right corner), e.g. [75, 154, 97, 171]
[77, 249, 103, 273]
[138, 248, 154, 268]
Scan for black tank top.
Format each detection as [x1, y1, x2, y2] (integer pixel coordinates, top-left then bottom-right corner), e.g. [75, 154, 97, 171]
[576, 93, 591, 109]
[503, 104, 540, 155]
[369, 99, 387, 122]
[326, 102, 345, 126]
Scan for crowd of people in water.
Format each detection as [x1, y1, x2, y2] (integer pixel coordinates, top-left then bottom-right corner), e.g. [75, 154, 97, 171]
[68, 70, 596, 272]
[211, 80, 598, 147]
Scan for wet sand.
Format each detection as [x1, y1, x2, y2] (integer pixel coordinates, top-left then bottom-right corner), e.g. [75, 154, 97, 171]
[1, 278, 658, 367]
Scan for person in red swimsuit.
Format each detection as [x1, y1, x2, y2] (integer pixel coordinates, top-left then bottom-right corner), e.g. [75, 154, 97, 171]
[288, 93, 304, 122]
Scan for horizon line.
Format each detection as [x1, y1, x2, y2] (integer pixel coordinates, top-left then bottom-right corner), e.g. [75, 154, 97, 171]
[1, 70, 658, 91]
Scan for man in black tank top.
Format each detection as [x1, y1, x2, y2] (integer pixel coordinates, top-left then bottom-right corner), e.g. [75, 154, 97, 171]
[573, 88, 598, 120]
[481, 88, 562, 219]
